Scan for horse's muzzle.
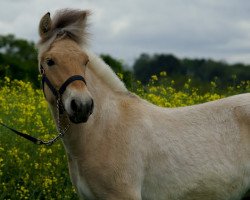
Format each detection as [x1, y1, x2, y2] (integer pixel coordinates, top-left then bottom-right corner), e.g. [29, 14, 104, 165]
[69, 98, 94, 124]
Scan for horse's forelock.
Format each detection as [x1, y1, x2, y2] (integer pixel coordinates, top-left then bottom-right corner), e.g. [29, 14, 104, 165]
[38, 9, 90, 47]
[52, 9, 89, 30]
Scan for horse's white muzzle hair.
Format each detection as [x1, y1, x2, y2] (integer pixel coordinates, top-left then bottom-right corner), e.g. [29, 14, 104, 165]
[63, 88, 94, 124]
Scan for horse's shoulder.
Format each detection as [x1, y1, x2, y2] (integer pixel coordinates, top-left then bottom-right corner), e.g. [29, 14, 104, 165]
[230, 94, 250, 124]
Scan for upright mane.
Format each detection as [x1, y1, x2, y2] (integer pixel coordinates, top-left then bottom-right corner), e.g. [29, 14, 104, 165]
[37, 9, 127, 93]
[86, 51, 128, 92]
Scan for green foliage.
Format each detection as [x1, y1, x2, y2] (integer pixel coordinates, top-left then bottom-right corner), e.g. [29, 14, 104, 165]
[133, 53, 183, 84]
[133, 53, 250, 91]
[0, 34, 39, 87]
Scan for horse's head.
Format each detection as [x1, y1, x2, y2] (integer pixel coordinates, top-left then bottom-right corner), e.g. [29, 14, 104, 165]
[37, 10, 93, 124]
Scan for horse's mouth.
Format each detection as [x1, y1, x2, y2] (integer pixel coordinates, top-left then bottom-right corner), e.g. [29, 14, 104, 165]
[66, 98, 94, 124]
[68, 108, 93, 124]
[69, 115, 90, 124]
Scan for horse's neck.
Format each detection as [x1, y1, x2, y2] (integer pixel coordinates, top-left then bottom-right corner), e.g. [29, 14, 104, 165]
[86, 51, 127, 110]
[84, 53, 127, 126]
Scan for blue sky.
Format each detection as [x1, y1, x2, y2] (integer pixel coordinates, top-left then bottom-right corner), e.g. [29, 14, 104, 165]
[1, 0, 250, 65]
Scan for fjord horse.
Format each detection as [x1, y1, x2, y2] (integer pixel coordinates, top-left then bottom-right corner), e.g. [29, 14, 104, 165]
[37, 9, 250, 200]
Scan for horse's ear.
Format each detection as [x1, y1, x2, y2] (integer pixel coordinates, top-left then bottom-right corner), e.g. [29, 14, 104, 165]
[80, 10, 89, 20]
[39, 12, 52, 38]
[71, 10, 90, 30]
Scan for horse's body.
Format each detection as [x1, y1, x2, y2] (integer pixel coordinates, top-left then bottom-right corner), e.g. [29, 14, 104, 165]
[37, 9, 250, 200]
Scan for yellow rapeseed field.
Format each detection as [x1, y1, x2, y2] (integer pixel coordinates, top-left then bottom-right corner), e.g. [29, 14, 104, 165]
[0, 74, 249, 199]
[0, 77, 77, 199]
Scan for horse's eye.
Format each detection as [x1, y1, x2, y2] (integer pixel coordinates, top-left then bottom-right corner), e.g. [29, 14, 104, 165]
[46, 59, 55, 66]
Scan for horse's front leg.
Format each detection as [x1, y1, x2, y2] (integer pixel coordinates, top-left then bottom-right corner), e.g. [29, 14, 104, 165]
[105, 193, 142, 200]
[97, 182, 142, 200]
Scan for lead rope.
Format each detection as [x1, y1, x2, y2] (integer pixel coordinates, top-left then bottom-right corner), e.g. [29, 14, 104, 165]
[0, 97, 70, 146]
[35, 97, 71, 146]
[54, 98, 71, 144]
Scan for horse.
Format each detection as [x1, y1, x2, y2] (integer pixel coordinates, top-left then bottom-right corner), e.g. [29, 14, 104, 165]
[37, 9, 250, 200]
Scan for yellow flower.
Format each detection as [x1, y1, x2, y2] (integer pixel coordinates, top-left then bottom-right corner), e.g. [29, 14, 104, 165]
[151, 75, 158, 81]
[4, 76, 10, 83]
[160, 71, 167, 77]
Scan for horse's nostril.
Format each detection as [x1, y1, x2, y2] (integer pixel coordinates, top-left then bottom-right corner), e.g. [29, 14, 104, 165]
[71, 99, 78, 112]
[69, 98, 93, 123]
[90, 99, 94, 114]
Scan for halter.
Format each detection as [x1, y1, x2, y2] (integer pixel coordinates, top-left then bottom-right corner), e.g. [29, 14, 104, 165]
[40, 65, 86, 99]
[37, 64, 87, 143]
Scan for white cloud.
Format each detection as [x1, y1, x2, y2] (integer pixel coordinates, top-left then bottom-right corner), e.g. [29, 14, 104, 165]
[110, 17, 130, 37]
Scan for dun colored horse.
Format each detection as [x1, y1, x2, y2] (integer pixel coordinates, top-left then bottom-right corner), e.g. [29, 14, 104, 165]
[37, 9, 250, 200]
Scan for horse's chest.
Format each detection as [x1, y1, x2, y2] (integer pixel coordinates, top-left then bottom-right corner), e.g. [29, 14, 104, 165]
[68, 158, 94, 200]
[76, 175, 94, 200]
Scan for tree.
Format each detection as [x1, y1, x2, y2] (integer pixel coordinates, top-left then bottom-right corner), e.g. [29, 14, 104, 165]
[133, 53, 250, 91]
[133, 53, 183, 84]
[0, 34, 39, 86]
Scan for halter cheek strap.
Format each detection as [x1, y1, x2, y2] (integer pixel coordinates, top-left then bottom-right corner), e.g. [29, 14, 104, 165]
[42, 75, 58, 97]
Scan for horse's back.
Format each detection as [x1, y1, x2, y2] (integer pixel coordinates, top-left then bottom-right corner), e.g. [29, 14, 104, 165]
[138, 93, 250, 200]
[161, 93, 250, 138]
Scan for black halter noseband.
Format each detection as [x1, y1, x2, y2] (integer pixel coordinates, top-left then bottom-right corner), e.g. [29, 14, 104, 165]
[40, 65, 86, 99]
